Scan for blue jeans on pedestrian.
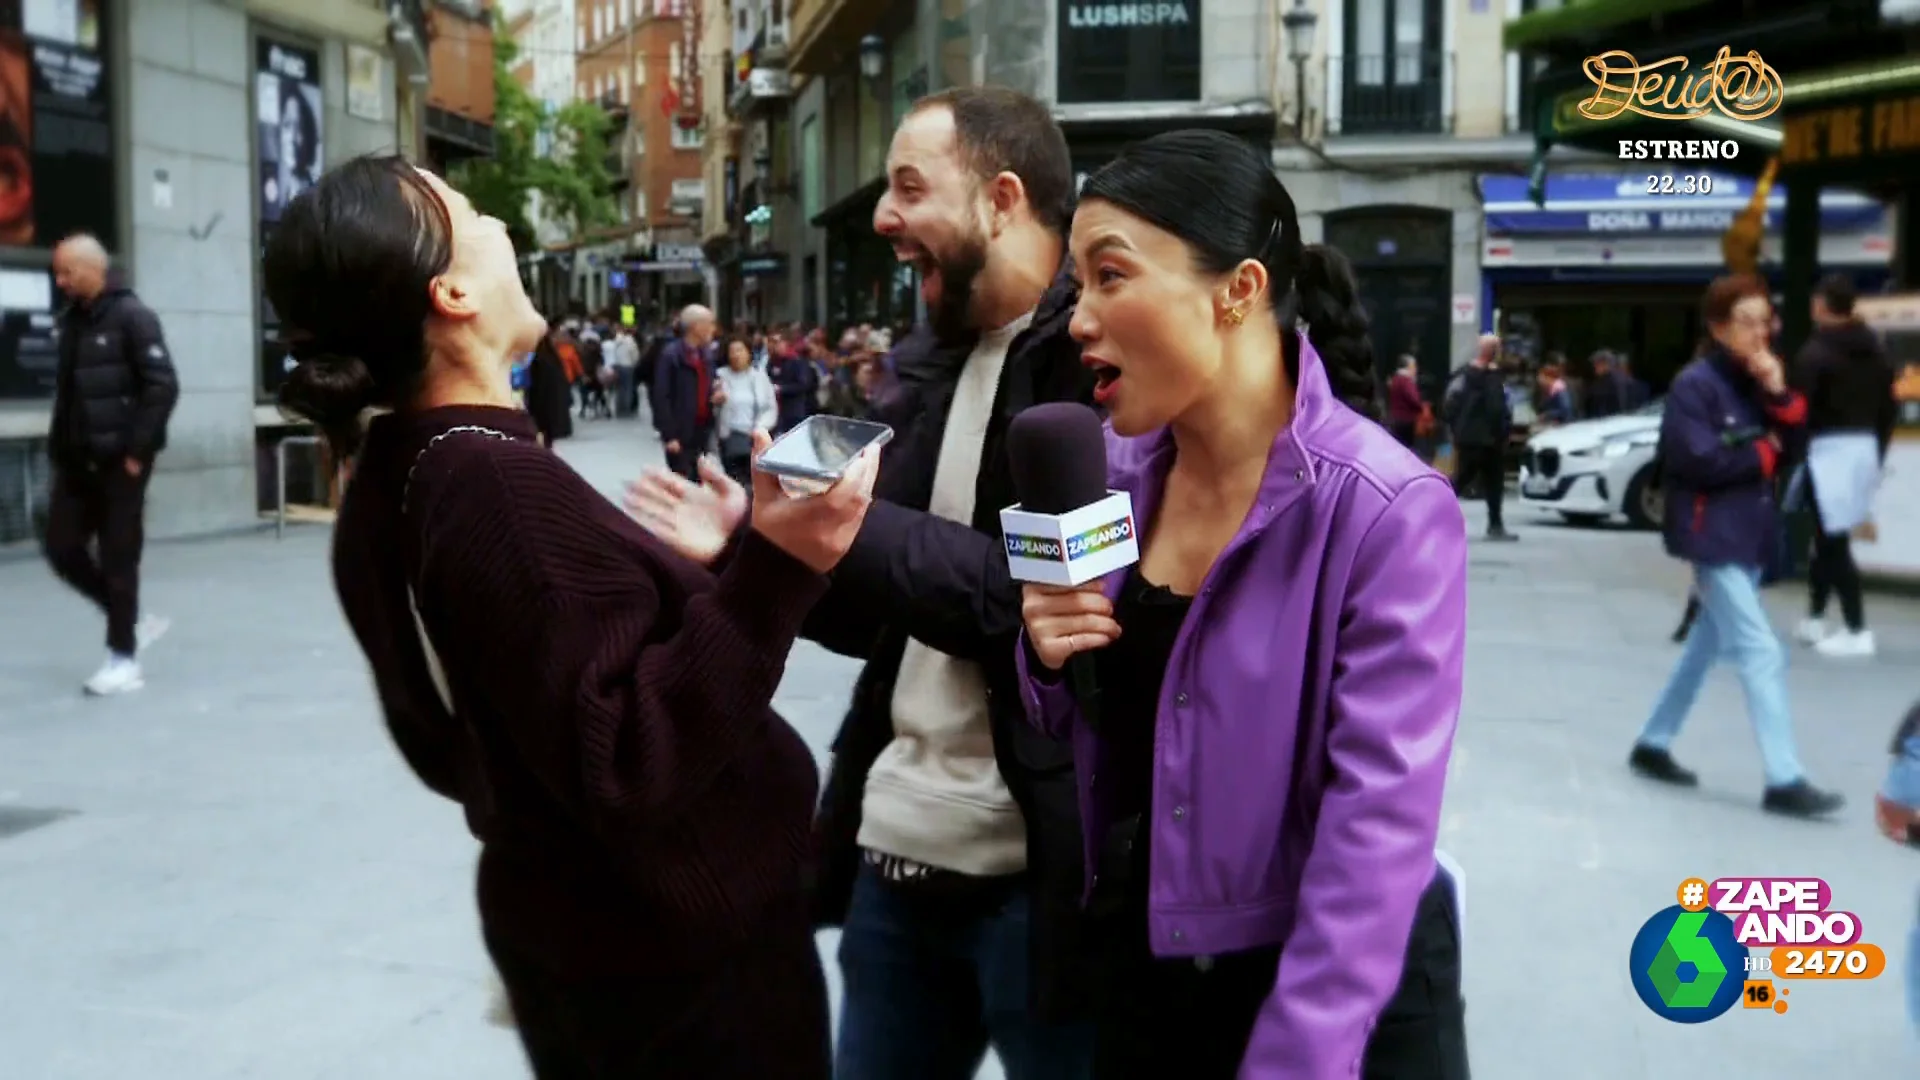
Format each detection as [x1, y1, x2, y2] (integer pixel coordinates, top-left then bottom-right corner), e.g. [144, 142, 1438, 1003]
[1637, 561, 1807, 787]
[834, 863, 1094, 1080]
[1881, 735, 1920, 1035]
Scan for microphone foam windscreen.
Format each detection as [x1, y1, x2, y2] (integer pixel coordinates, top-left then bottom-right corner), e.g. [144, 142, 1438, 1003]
[1007, 402, 1109, 515]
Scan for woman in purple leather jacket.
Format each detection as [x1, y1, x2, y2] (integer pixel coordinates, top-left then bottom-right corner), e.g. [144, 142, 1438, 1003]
[1018, 130, 1470, 1078]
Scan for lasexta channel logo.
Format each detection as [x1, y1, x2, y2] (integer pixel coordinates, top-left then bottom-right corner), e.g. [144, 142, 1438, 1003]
[1628, 875, 1887, 1023]
[1629, 903, 1746, 1022]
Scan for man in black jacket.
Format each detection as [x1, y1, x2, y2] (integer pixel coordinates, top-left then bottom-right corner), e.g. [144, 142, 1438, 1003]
[804, 87, 1098, 1080]
[44, 234, 178, 695]
[1444, 333, 1518, 541]
[1790, 273, 1898, 657]
[627, 87, 1098, 1077]
[649, 304, 718, 478]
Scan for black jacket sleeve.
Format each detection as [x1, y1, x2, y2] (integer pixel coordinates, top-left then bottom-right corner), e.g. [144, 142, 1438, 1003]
[822, 500, 1022, 662]
[121, 302, 179, 462]
[650, 344, 685, 444]
[1875, 360, 1899, 463]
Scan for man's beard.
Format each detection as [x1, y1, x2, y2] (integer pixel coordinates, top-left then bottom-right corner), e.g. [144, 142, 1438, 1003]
[925, 230, 988, 342]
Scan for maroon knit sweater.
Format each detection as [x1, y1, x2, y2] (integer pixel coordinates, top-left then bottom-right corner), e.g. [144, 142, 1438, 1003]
[331, 405, 827, 979]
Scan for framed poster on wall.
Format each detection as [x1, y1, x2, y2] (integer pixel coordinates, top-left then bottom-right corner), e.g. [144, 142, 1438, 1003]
[0, 0, 116, 401]
[255, 38, 321, 226]
[255, 36, 320, 400]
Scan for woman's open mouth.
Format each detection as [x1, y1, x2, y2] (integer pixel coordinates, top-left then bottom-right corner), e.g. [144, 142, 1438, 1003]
[1086, 358, 1122, 404]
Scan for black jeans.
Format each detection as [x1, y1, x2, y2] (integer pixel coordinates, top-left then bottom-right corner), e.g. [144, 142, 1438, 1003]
[665, 424, 712, 481]
[1809, 527, 1865, 631]
[1453, 444, 1506, 531]
[1089, 869, 1469, 1079]
[43, 461, 150, 657]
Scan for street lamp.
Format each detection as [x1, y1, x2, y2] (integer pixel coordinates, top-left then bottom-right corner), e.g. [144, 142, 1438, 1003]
[1282, 0, 1318, 139]
[858, 35, 886, 88]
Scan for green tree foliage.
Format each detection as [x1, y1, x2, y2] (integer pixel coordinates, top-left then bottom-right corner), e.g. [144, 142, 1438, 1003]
[452, 18, 617, 249]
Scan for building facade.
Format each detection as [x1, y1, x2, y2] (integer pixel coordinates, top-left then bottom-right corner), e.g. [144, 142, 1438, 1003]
[697, 0, 795, 327]
[781, 0, 1278, 332]
[561, 0, 708, 323]
[0, 0, 492, 545]
[423, 0, 497, 173]
[504, 0, 579, 267]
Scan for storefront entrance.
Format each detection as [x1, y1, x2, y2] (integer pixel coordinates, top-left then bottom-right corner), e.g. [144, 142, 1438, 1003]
[1492, 282, 1701, 391]
[1325, 207, 1452, 389]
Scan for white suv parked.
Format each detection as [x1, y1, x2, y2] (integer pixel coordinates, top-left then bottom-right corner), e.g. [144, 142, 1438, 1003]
[1517, 401, 1666, 529]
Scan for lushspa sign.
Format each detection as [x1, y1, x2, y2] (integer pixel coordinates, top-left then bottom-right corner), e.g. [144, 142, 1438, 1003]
[1056, 1, 1200, 104]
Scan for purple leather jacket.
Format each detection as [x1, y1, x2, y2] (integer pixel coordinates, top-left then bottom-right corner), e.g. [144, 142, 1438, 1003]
[1016, 335, 1467, 1078]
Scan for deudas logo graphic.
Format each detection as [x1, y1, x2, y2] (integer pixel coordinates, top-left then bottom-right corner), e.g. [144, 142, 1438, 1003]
[1630, 876, 1888, 1023]
[1578, 46, 1783, 123]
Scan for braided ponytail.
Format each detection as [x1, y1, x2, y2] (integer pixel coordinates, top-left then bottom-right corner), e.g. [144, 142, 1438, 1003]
[1293, 244, 1381, 420]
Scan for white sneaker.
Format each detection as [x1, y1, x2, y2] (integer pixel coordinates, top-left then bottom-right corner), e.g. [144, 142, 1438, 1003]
[1814, 629, 1876, 658]
[83, 656, 144, 696]
[135, 614, 171, 655]
[1793, 618, 1830, 646]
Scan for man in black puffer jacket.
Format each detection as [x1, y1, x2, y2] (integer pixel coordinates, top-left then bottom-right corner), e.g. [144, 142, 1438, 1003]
[44, 233, 178, 696]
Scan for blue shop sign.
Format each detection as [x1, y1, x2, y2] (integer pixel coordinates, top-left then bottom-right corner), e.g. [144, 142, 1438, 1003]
[1479, 173, 1886, 237]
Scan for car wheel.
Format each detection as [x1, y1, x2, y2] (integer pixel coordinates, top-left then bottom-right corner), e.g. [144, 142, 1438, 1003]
[1559, 512, 1607, 526]
[1624, 466, 1664, 530]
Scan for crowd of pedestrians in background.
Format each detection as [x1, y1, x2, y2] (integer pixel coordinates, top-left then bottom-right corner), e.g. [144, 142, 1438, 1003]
[509, 305, 912, 472]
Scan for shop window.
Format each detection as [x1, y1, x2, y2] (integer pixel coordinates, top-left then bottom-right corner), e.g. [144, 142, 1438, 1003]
[800, 115, 822, 222]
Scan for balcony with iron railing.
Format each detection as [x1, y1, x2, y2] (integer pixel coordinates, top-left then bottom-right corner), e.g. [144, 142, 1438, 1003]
[1325, 50, 1452, 137]
[607, 148, 632, 189]
[600, 91, 630, 129]
[390, 0, 433, 80]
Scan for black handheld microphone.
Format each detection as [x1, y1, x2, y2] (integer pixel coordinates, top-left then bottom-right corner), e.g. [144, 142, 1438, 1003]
[1004, 403, 1141, 732]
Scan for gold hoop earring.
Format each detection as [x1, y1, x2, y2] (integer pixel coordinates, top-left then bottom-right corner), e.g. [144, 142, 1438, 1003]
[1224, 308, 1246, 326]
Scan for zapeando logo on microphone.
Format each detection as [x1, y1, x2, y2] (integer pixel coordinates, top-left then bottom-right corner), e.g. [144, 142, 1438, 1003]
[1005, 534, 1066, 562]
[1000, 492, 1141, 586]
[1065, 516, 1136, 559]
[1005, 516, 1135, 564]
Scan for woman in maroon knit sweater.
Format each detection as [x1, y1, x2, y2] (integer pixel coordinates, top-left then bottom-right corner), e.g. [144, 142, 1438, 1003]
[264, 156, 877, 1078]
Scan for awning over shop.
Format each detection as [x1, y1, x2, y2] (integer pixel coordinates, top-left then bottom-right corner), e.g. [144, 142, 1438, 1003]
[1503, 0, 1714, 51]
[1478, 173, 1885, 236]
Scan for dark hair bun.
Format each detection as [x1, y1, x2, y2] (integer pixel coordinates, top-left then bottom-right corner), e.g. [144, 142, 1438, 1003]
[278, 350, 377, 456]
